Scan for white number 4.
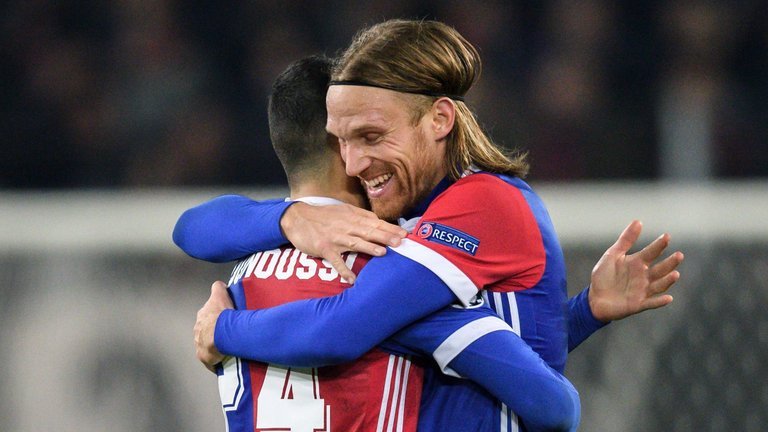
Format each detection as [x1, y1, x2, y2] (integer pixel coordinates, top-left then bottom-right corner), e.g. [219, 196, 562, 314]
[256, 364, 328, 432]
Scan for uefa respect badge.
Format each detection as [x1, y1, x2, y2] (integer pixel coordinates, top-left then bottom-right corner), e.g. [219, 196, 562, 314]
[417, 222, 479, 256]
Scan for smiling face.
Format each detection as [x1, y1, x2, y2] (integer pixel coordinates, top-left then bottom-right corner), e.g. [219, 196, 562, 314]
[326, 85, 450, 221]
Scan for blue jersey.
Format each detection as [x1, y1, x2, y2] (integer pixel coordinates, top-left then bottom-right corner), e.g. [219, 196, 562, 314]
[383, 172, 570, 430]
[174, 174, 603, 431]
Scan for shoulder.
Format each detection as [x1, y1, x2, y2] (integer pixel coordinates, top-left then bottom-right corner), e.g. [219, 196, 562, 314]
[425, 172, 534, 221]
[447, 172, 516, 194]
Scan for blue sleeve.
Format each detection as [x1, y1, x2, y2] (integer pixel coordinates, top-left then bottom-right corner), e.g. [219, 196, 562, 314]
[385, 306, 580, 431]
[567, 286, 609, 352]
[214, 250, 457, 366]
[450, 331, 580, 431]
[172, 195, 294, 262]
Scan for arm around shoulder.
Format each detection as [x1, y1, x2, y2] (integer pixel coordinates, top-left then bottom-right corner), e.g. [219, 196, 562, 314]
[173, 195, 293, 262]
[213, 250, 458, 366]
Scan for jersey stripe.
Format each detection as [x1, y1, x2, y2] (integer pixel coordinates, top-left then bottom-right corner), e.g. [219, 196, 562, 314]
[376, 355, 396, 432]
[492, 291, 506, 322]
[488, 291, 521, 336]
[432, 317, 514, 377]
[507, 292, 521, 336]
[499, 404, 521, 432]
[510, 409, 519, 432]
[373, 356, 414, 432]
[390, 239, 479, 306]
[386, 356, 404, 432]
[487, 291, 522, 431]
[500, 403, 508, 432]
[396, 358, 412, 432]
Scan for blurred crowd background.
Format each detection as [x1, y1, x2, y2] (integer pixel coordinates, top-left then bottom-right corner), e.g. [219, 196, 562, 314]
[2, 3, 767, 431]
[2, 0, 767, 189]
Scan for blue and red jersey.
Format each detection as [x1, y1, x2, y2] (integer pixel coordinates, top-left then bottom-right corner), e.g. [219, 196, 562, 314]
[396, 172, 569, 374]
[174, 172, 601, 431]
[220, 242, 422, 432]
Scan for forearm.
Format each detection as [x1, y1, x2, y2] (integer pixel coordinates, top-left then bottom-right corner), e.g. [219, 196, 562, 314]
[215, 251, 457, 366]
[567, 286, 608, 352]
[449, 331, 580, 431]
[173, 195, 293, 262]
[387, 308, 580, 431]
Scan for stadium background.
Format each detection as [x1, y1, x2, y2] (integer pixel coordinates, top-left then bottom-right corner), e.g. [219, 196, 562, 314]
[1, 1, 767, 431]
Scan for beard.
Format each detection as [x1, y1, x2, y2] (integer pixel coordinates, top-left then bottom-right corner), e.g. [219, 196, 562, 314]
[369, 194, 406, 222]
[368, 174, 436, 222]
[368, 138, 444, 222]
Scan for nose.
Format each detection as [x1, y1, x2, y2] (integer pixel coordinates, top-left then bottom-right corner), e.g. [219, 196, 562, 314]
[342, 143, 371, 177]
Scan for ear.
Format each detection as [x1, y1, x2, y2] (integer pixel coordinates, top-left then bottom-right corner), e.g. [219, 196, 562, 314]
[430, 97, 456, 141]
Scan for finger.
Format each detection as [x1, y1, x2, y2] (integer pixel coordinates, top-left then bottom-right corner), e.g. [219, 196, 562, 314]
[212, 280, 228, 292]
[351, 219, 407, 247]
[344, 234, 387, 256]
[606, 220, 642, 256]
[649, 251, 684, 280]
[344, 208, 405, 234]
[639, 293, 674, 311]
[375, 220, 408, 239]
[323, 252, 357, 284]
[346, 237, 388, 256]
[636, 233, 671, 263]
[648, 270, 681, 295]
[342, 205, 387, 223]
[211, 280, 234, 308]
[345, 204, 379, 217]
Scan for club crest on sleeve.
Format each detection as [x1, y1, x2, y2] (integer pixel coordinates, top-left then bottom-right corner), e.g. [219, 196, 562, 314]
[417, 222, 479, 256]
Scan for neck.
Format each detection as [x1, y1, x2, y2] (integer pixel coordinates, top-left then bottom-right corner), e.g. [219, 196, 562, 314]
[289, 183, 366, 207]
[289, 169, 367, 209]
[288, 143, 368, 208]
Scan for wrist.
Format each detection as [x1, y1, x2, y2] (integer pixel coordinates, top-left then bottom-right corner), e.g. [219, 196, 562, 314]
[279, 202, 303, 241]
[586, 285, 611, 324]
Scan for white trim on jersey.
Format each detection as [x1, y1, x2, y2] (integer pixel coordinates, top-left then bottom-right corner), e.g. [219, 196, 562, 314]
[291, 196, 346, 206]
[499, 403, 520, 432]
[376, 355, 396, 432]
[397, 216, 421, 233]
[396, 359, 412, 432]
[507, 292, 521, 337]
[376, 355, 412, 432]
[219, 356, 244, 413]
[485, 291, 522, 336]
[386, 357, 404, 432]
[481, 290, 522, 432]
[432, 316, 514, 378]
[390, 238, 479, 307]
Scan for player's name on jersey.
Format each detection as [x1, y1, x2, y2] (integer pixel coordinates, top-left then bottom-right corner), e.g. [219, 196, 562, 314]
[228, 248, 359, 286]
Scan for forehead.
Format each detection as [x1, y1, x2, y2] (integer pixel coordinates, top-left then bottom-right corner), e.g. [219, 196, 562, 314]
[325, 86, 412, 135]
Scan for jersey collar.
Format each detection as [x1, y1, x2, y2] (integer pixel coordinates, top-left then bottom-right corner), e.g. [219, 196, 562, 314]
[402, 176, 455, 220]
[288, 196, 346, 206]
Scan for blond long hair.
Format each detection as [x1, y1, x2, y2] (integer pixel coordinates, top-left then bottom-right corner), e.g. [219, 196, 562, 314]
[333, 19, 528, 179]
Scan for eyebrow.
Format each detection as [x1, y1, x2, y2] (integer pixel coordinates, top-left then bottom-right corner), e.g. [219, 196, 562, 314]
[331, 116, 391, 140]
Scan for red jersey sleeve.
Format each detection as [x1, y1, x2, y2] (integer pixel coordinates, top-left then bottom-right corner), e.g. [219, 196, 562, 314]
[400, 173, 546, 304]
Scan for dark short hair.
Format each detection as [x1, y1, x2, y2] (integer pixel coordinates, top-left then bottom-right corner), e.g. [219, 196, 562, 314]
[268, 55, 334, 183]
